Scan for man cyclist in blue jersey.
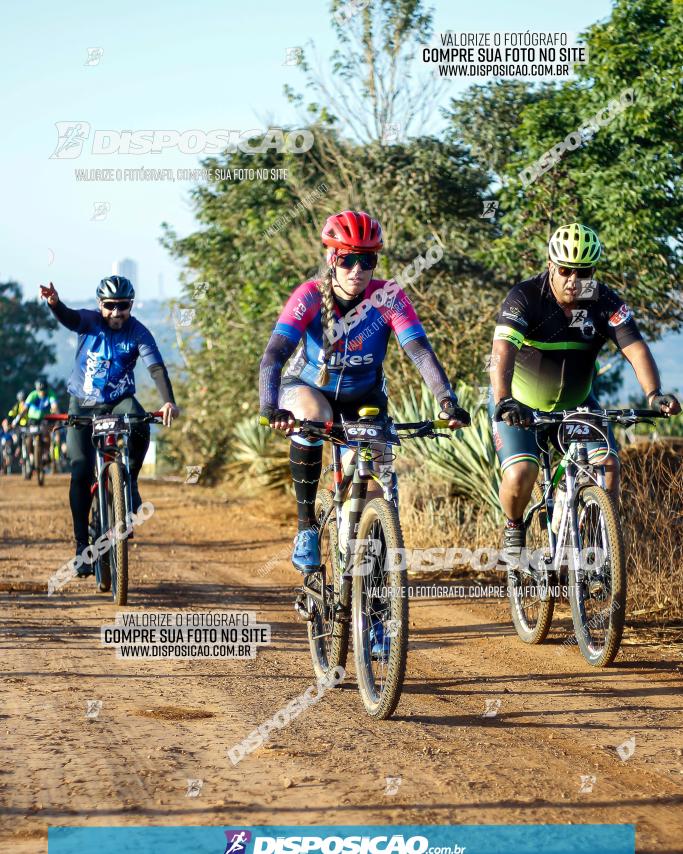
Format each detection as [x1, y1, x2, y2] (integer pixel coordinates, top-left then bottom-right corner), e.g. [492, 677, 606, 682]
[40, 277, 179, 576]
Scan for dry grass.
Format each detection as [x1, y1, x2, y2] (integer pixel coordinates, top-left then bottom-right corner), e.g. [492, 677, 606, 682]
[396, 458, 499, 559]
[619, 439, 683, 620]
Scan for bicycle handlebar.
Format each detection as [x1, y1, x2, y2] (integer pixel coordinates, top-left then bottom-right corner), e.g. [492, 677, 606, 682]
[258, 415, 452, 439]
[44, 411, 164, 427]
[531, 407, 664, 425]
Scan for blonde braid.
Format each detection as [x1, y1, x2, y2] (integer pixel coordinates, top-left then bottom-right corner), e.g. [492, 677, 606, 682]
[315, 266, 336, 387]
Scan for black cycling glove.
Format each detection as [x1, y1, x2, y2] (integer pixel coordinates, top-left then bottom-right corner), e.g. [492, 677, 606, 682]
[494, 396, 534, 428]
[439, 396, 471, 427]
[648, 391, 680, 414]
[260, 406, 295, 426]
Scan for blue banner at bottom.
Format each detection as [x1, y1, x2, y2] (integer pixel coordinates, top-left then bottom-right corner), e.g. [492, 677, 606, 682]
[48, 824, 635, 854]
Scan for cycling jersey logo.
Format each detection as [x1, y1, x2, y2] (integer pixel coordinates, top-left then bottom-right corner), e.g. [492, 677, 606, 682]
[224, 831, 252, 854]
[106, 374, 134, 400]
[326, 351, 374, 369]
[608, 304, 633, 327]
[83, 350, 111, 395]
[292, 299, 307, 321]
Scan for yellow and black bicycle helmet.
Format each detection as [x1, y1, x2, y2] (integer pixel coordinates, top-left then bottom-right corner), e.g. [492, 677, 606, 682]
[548, 223, 602, 268]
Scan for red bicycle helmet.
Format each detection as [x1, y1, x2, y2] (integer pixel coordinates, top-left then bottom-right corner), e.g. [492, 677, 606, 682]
[321, 211, 383, 259]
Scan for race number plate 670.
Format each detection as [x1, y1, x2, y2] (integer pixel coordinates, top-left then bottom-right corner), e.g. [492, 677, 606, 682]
[343, 421, 400, 445]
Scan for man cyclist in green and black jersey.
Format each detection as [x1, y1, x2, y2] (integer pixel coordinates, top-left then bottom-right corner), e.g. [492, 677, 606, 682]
[489, 223, 680, 553]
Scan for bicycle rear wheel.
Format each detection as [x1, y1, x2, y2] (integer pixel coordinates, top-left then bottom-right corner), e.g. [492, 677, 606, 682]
[352, 497, 407, 719]
[508, 482, 555, 643]
[307, 490, 349, 680]
[107, 462, 129, 605]
[570, 485, 625, 667]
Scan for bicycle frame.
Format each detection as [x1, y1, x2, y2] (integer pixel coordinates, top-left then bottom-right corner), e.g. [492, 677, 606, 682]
[525, 437, 609, 585]
[305, 432, 399, 640]
[92, 417, 135, 535]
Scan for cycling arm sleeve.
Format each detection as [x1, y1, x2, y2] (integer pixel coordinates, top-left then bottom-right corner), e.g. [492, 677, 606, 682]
[403, 336, 453, 402]
[50, 299, 83, 332]
[148, 363, 176, 405]
[259, 332, 298, 411]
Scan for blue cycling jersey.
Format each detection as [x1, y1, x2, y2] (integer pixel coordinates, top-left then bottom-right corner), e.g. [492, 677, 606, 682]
[66, 310, 162, 403]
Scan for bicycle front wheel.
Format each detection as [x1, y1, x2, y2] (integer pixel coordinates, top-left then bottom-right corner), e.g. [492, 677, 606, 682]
[33, 436, 44, 486]
[352, 497, 407, 719]
[107, 462, 129, 605]
[508, 482, 555, 644]
[307, 490, 349, 681]
[569, 485, 626, 667]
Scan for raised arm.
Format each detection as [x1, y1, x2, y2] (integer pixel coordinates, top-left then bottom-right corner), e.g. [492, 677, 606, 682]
[40, 282, 82, 332]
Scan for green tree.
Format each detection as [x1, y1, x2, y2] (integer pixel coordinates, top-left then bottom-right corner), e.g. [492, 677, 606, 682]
[0, 281, 58, 417]
[447, 0, 683, 337]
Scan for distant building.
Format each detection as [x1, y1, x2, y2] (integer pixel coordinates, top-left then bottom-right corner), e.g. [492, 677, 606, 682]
[112, 258, 138, 290]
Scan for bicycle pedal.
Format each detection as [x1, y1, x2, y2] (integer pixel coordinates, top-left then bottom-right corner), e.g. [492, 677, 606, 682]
[334, 602, 351, 624]
[294, 593, 313, 622]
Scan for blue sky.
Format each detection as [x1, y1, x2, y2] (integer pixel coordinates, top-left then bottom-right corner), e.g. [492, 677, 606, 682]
[1, 0, 615, 303]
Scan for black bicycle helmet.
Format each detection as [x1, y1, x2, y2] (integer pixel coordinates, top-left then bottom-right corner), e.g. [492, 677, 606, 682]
[97, 275, 135, 300]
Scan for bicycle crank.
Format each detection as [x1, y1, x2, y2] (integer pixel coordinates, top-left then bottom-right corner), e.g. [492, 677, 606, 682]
[294, 592, 314, 621]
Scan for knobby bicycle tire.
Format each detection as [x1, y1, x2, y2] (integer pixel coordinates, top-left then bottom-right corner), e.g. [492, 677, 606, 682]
[34, 435, 44, 487]
[108, 462, 129, 606]
[570, 485, 626, 667]
[308, 490, 349, 680]
[508, 482, 555, 644]
[352, 497, 407, 719]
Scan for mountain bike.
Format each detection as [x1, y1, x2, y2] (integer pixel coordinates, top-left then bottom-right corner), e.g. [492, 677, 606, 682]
[17, 427, 33, 479]
[506, 407, 665, 667]
[50, 426, 66, 473]
[47, 411, 162, 605]
[261, 406, 456, 719]
[27, 420, 52, 486]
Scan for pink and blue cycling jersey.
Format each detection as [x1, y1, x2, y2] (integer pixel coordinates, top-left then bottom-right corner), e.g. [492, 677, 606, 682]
[273, 279, 426, 400]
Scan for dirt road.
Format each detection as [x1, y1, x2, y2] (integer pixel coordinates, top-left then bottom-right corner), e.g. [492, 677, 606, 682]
[1, 476, 682, 853]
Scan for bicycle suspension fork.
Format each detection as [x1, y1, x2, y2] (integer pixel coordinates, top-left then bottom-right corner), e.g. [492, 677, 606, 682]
[338, 454, 368, 615]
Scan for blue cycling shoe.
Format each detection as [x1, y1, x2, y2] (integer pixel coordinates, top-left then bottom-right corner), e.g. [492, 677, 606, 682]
[292, 528, 320, 574]
[369, 617, 391, 661]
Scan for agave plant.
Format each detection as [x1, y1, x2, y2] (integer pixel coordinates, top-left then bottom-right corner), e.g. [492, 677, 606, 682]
[390, 383, 502, 517]
[227, 416, 291, 491]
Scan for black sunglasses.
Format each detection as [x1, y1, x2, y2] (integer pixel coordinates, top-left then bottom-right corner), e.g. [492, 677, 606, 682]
[101, 300, 133, 311]
[556, 264, 595, 280]
[336, 252, 378, 271]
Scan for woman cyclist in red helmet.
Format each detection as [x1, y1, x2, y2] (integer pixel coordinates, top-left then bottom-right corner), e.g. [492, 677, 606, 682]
[259, 210, 470, 573]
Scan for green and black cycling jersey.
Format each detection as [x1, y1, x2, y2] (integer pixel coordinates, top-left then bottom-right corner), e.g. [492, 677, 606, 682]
[494, 271, 642, 412]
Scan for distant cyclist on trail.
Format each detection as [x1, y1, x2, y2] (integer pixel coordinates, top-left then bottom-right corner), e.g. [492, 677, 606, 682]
[17, 380, 59, 422]
[259, 209, 470, 573]
[40, 276, 179, 575]
[489, 222, 681, 555]
[8, 391, 29, 428]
